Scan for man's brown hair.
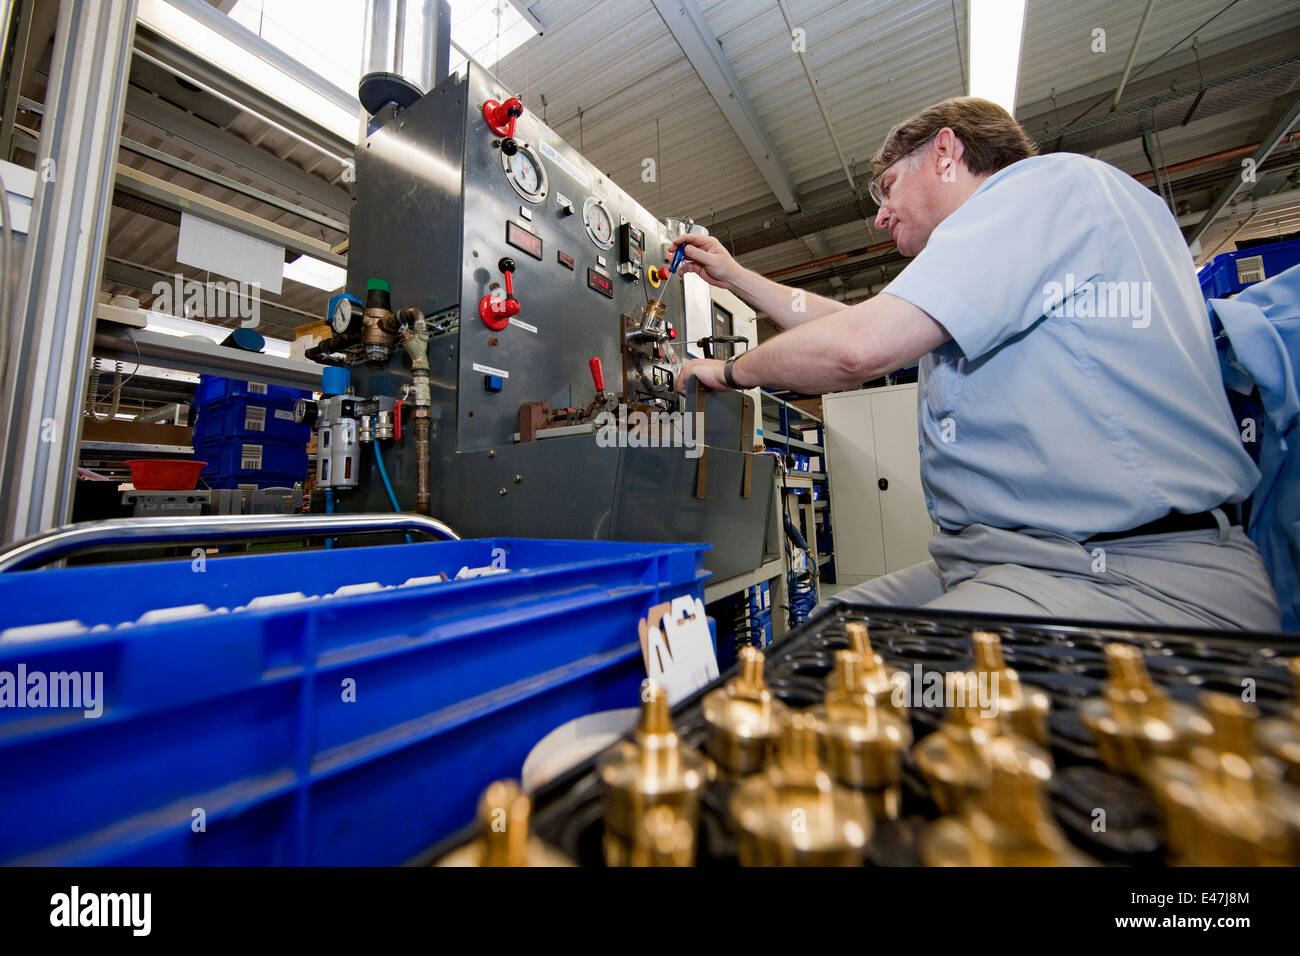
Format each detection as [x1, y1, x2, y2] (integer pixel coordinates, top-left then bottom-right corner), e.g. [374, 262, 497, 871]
[871, 96, 1038, 177]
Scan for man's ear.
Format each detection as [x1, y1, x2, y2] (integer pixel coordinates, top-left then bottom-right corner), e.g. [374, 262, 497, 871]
[933, 127, 964, 180]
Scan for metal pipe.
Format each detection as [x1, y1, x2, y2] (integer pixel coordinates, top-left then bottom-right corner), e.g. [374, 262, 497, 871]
[362, 0, 403, 80]
[1111, 0, 1156, 111]
[414, 418, 431, 515]
[0, 0, 138, 545]
[0, 513, 461, 572]
[1132, 133, 1300, 182]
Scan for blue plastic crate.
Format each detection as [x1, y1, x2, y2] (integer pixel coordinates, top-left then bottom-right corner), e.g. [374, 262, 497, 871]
[1198, 237, 1300, 300]
[195, 435, 309, 485]
[193, 396, 311, 444]
[195, 375, 311, 407]
[0, 537, 710, 864]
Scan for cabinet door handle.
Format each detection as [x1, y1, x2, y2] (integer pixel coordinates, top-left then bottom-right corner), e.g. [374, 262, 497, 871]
[878, 477, 889, 491]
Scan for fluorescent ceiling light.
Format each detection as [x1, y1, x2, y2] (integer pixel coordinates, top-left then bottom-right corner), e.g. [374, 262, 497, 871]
[283, 255, 347, 292]
[138, 0, 358, 142]
[967, 0, 1028, 115]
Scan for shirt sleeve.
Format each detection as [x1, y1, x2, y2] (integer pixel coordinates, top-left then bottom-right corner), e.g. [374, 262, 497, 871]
[881, 157, 1111, 362]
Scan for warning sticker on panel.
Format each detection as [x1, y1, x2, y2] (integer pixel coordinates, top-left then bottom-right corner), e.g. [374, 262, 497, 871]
[472, 362, 510, 379]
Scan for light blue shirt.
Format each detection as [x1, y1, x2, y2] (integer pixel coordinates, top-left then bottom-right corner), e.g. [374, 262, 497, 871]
[882, 152, 1259, 540]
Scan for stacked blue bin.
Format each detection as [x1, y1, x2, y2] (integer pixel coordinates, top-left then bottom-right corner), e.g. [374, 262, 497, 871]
[192, 375, 312, 489]
[0, 537, 711, 865]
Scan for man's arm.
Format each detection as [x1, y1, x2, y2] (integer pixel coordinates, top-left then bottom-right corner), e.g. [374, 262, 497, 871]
[667, 233, 848, 329]
[674, 292, 950, 395]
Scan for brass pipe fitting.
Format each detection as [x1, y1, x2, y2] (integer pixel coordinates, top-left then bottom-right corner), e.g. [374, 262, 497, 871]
[1258, 658, 1300, 786]
[702, 646, 788, 775]
[914, 673, 1053, 814]
[812, 650, 912, 819]
[971, 630, 1050, 746]
[598, 682, 712, 867]
[1079, 643, 1210, 777]
[921, 738, 1093, 866]
[729, 712, 873, 866]
[627, 805, 696, 867]
[1148, 692, 1300, 866]
[832, 622, 907, 718]
[435, 780, 573, 866]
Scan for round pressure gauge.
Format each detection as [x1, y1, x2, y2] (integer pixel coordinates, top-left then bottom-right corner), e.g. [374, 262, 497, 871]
[583, 196, 614, 249]
[502, 142, 548, 203]
[331, 296, 357, 335]
[292, 396, 318, 427]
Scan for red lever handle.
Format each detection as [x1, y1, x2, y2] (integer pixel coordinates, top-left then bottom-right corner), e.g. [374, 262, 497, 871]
[589, 356, 605, 392]
[483, 97, 523, 137]
[394, 397, 404, 441]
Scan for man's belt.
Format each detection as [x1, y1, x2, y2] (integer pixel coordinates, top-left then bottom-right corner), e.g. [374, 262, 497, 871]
[1085, 509, 1222, 544]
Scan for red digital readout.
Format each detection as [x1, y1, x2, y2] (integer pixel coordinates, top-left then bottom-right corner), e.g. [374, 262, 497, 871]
[587, 267, 613, 298]
[506, 220, 542, 259]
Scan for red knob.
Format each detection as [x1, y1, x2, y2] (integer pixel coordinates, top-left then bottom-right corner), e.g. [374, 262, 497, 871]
[589, 356, 605, 392]
[483, 96, 523, 137]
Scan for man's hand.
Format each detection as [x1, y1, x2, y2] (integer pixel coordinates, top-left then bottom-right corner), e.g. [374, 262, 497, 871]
[675, 358, 729, 395]
[667, 234, 744, 290]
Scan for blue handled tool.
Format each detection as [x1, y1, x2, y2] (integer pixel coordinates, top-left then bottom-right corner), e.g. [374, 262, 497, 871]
[648, 241, 689, 317]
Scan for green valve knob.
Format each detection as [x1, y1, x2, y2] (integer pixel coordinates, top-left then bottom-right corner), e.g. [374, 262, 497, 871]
[367, 278, 390, 292]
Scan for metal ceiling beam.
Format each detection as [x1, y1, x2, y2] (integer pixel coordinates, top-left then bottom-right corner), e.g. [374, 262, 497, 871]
[123, 87, 352, 217]
[113, 163, 347, 267]
[1111, 0, 1156, 110]
[118, 135, 348, 234]
[1187, 92, 1300, 245]
[652, 0, 800, 213]
[18, 93, 348, 234]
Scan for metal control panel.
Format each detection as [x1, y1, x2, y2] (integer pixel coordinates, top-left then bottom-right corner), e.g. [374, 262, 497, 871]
[339, 65, 773, 578]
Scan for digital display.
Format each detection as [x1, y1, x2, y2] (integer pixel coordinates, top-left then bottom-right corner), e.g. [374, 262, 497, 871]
[557, 250, 574, 270]
[506, 220, 543, 259]
[587, 267, 614, 298]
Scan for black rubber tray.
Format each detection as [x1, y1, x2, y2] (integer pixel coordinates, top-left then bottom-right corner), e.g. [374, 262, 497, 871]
[427, 604, 1300, 866]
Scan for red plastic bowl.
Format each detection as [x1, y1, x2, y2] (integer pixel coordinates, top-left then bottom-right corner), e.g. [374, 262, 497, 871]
[124, 459, 207, 491]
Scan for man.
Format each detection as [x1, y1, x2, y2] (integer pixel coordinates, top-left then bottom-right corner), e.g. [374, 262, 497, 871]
[671, 96, 1280, 631]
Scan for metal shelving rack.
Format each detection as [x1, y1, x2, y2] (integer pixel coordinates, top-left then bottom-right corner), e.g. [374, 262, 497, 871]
[760, 388, 834, 583]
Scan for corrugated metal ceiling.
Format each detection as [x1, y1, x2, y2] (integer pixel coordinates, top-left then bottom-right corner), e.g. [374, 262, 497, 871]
[26, 0, 1292, 331]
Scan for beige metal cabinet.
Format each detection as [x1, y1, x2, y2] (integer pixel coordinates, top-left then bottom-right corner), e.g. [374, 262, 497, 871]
[823, 383, 935, 586]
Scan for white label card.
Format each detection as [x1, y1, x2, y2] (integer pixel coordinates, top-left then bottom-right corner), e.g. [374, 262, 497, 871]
[640, 595, 718, 705]
[472, 362, 509, 379]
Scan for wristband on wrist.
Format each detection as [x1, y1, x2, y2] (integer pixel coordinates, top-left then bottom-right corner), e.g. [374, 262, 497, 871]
[723, 355, 742, 390]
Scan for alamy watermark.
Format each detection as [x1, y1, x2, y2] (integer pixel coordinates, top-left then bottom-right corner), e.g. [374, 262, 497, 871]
[595, 405, 705, 459]
[890, 666, 1001, 718]
[0, 664, 103, 718]
[151, 273, 260, 328]
[1042, 273, 1152, 328]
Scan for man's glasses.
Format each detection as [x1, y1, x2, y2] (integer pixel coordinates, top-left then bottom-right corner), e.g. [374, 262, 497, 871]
[867, 138, 933, 207]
